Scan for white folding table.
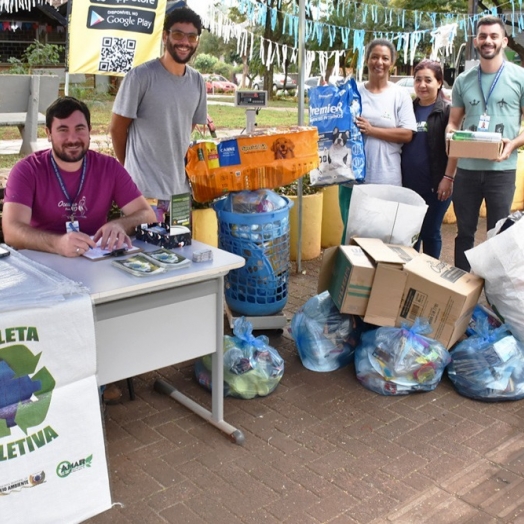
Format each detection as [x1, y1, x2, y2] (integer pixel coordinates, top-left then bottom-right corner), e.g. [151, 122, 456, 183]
[23, 240, 246, 444]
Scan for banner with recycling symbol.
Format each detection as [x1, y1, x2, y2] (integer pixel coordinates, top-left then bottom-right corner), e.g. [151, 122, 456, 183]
[1, 292, 111, 522]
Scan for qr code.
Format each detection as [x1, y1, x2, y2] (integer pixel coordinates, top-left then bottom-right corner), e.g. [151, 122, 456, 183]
[99, 37, 137, 74]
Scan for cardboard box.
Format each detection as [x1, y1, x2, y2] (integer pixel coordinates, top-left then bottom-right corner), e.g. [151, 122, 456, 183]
[317, 245, 375, 315]
[351, 238, 419, 326]
[397, 254, 484, 349]
[447, 139, 503, 160]
[317, 238, 419, 319]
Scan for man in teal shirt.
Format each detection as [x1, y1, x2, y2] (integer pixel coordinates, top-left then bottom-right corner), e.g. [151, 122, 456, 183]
[447, 15, 524, 270]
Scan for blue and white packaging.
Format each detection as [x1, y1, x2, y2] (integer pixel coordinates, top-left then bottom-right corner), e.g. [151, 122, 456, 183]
[308, 78, 365, 186]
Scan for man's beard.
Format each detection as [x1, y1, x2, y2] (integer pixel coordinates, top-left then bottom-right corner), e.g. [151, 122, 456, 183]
[52, 142, 88, 163]
[165, 39, 197, 64]
[477, 42, 503, 60]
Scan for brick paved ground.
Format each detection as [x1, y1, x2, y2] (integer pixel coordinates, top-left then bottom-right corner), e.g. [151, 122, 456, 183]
[85, 218, 524, 524]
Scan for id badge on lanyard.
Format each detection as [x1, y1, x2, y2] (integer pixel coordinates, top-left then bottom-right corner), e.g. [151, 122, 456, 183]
[478, 114, 491, 131]
[477, 63, 504, 132]
[66, 220, 80, 233]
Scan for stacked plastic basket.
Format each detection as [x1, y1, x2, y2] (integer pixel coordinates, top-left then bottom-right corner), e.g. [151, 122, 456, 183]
[214, 191, 292, 316]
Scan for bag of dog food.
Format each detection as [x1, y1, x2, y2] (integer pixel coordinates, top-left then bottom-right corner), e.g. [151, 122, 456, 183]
[308, 78, 366, 186]
[186, 127, 319, 203]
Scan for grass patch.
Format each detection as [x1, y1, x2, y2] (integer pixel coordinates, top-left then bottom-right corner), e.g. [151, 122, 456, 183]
[0, 153, 23, 170]
[206, 104, 307, 129]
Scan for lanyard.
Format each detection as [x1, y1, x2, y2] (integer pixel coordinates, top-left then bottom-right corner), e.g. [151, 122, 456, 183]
[50, 153, 87, 221]
[477, 62, 505, 115]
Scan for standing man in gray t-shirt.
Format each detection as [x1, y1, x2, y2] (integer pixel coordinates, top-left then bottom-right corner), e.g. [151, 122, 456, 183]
[110, 6, 207, 209]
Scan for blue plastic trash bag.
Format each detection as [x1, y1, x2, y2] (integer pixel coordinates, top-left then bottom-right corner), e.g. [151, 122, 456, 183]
[465, 304, 503, 337]
[224, 189, 288, 214]
[448, 318, 524, 401]
[355, 318, 451, 396]
[195, 317, 284, 399]
[290, 291, 362, 372]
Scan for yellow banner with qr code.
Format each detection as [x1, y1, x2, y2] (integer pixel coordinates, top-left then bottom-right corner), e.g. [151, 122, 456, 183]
[67, 0, 166, 75]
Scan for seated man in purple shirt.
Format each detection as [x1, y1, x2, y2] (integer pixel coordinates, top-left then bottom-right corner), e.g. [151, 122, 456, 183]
[3, 96, 155, 257]
[3, 96, 156, 405]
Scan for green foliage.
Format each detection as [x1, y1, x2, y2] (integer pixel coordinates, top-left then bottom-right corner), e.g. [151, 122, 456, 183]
[213, 61, 232, 79]
[197, 30, 240, 64]
[5, 58, 27, 75]
[69, 85, 92, 100]
[6, 40, 61, 74]
[24, 40, 61, 68]
[275, 174, 322, 195]
[391, 0, 467, 13]
[193, 53, 219, 73]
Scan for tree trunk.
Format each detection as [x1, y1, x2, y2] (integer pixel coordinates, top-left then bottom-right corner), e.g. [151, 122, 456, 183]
[507, 36, 524, 66]
[241, 55, 249, 88]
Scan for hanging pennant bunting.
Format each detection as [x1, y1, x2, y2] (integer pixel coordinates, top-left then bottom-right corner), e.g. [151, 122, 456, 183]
[199, 0, 524, 82]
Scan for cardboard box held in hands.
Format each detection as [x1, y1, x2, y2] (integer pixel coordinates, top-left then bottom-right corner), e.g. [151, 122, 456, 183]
[446, 136, 503, 160]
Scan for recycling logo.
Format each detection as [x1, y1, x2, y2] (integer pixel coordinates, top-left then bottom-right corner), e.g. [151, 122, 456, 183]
[0, 345, 55, 437]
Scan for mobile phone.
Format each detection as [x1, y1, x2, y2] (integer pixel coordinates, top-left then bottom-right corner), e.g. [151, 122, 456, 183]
[0, 245, 10, 258]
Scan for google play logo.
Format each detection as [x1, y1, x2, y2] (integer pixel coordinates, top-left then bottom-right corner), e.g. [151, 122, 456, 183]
[90, 11, 104, 27]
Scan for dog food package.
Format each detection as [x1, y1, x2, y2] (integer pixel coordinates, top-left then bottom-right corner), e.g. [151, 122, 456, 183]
[186, 126, 319, 203]
[308, 78, 366, 186]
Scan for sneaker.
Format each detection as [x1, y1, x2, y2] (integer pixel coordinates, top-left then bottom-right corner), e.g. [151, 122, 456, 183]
[102, 383, 122, 404]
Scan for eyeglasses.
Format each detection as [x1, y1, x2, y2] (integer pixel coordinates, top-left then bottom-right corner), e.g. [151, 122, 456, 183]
[167, 29, 199, 43]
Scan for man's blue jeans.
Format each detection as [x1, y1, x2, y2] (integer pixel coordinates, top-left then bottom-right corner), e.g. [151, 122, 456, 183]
[453, 168, 516, 271]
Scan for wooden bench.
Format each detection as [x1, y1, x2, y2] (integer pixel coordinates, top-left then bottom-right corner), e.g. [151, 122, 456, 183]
[0, 74, 60, 155]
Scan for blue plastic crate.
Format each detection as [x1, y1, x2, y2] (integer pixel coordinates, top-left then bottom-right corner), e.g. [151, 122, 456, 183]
[215, 195, 292, 316]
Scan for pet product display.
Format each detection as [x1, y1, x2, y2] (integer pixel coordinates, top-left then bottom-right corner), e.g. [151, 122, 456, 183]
[215, 190, 292, 316]
[290, 291, 363, 372]
[355, 318, 451, 396]
[195, 317, 284, 399]
[308, 78, 366, 186]
[447, 318, 524, 401]
[185, 127, 319, 203]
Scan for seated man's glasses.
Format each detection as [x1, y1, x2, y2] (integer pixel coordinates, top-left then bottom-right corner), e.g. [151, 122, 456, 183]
[168, 30, 199, 43]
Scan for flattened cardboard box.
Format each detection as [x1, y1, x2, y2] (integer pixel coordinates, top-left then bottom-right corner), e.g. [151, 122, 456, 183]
[351, 238, 419, 326]
[447, 139, 503, 160]
[317, 245, 375, 315]
[397, 254, 484, 349]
